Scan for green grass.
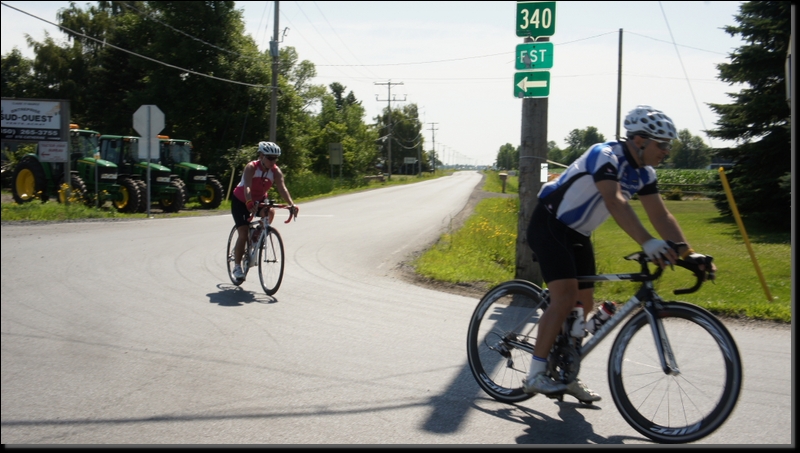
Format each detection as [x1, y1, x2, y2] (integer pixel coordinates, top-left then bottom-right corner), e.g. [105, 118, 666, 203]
[413, 171, 792, 323]
[592, 200, 791, 322]
[483, 171, 519, 194]
[414, 196, 519, 286]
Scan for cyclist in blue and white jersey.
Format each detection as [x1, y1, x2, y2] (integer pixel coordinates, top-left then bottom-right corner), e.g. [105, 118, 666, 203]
[522, 105, 716, 402]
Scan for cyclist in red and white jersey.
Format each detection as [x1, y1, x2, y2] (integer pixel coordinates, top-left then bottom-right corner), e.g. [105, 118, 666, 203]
[230, 141, 297, 280]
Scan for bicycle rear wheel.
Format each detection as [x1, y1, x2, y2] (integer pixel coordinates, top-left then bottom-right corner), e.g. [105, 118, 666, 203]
[608, 301, 742, 444]
[258, 227, 285, 295]
[226, 225, 245, 286]
[466, 280, 549, 403]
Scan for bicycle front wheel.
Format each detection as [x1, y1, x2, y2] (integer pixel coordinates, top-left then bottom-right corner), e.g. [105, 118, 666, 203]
[466, 280, 549, 403]
[226, 225, 244, 286]
[608, 301, 742, 444]
[258, 227, 285, 295]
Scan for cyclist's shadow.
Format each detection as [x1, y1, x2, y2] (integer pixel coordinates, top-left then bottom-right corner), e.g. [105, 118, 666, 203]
[472, 396, 639, 444]
[207, 283, 278, 306]
[508, 400, 639, 444]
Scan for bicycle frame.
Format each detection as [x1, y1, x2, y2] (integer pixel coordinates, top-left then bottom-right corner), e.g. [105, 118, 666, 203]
[499, 253, 692, 375]
[571, 254, 682, 374]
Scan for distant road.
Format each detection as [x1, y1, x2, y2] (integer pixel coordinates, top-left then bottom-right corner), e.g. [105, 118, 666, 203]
[1, 171, 792, 445]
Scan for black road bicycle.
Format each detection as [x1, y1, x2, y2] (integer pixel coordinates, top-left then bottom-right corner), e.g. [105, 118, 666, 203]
[466, 247, 742, 444]
[226, 199, 297, 295]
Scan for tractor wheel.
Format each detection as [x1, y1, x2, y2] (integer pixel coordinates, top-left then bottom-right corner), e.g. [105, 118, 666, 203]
[134, 180, 148, 213]
[160, 179, 185, 213]
[57, 173, 88, 204]
[199, 176, 224, 209]
[12, 156, 49, 204]
[114, 177, 141, 213]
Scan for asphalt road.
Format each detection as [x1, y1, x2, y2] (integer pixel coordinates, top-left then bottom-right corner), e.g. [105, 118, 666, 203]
[1, 171, 793, 445]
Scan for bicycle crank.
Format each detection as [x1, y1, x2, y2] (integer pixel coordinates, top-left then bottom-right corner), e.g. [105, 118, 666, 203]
[547, 343, 581, 386]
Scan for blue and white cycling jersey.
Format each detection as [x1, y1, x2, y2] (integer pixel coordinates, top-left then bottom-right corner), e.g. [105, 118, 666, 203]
[538, 140, 659, 236]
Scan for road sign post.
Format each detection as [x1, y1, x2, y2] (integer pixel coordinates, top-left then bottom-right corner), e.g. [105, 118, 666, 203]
[133, 105, 164, 161]
[133, 105, 165, 217]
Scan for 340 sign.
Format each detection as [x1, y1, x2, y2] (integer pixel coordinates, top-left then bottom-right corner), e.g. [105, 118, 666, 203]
[516, 1, 556, 38]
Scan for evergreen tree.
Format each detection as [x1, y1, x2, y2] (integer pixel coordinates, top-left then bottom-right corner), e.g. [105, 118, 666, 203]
[706, 1, 791, 230]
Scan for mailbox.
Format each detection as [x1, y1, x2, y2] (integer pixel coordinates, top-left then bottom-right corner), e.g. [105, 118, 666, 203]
[499, 172, 508, 193]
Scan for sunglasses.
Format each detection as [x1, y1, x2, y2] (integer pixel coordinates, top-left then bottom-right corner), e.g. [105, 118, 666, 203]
[265, 155, 278, 161]
[650, 138, 672, 151]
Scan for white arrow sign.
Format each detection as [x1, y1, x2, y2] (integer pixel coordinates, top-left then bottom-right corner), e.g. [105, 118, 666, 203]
[517, 77, 548, 91]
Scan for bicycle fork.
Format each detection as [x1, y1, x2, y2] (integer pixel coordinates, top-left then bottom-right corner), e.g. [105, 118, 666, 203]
[582, 285, 680, 377]
[642, 299, 680, 376]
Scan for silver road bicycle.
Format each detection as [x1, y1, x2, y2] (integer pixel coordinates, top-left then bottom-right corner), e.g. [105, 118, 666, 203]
[466, 247, 741, 444]
[226, 199, 296, 295]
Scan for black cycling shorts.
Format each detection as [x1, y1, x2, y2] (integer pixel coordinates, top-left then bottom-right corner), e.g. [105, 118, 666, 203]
[527, 201, 596, 289]
[231, 196, 251, 228]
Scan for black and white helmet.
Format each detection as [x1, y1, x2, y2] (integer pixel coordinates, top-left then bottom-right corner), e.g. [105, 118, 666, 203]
[623, 105, 677, 140]
[257, 141, 281, 156]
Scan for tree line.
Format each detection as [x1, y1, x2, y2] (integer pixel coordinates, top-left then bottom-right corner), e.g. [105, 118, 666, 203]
[1, 1, 431, 186]
[1, 2, 790, 231]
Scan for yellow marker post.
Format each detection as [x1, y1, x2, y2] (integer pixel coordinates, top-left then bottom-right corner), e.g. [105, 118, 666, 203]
[718, 167, 774, 301]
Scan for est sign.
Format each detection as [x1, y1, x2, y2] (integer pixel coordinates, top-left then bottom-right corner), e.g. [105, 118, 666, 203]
[515, 42, 554, 70]
[516, 1, 556, 38]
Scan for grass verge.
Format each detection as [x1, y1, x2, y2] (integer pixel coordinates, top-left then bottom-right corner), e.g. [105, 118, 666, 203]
[413, 172, 791, 323]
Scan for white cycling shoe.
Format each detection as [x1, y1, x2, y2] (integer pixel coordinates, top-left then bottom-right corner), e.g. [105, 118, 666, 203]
[232, 265, 245, 280]
[523, 372, 567, 395]
[565, 379, 602, 403]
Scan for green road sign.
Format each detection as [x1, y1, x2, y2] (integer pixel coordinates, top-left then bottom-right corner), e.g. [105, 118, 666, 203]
[516, 1, 556, 38]
[514, 71, 551, 98]
[515, 42, 554, 70]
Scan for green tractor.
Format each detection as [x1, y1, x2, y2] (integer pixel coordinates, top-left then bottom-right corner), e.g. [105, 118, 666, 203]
[99, 134, 186, 213]
[159, 136, 224, 209]
[10, 124, 141, 213]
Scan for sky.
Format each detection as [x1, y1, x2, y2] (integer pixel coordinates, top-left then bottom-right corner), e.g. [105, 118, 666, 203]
[1, 1, 746, 167]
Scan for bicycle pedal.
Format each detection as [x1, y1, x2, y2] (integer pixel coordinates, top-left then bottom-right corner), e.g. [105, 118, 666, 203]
[545, 392, 565, 402]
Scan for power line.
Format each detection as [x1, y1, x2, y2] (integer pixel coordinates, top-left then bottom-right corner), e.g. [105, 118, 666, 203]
[658, 1, 713, 147]
[0, 1, 268, 88]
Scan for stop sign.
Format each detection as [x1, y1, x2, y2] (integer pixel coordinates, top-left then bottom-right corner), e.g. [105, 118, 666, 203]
[133, 105, 164, 160]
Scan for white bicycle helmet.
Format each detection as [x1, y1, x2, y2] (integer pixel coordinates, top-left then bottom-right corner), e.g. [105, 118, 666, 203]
[623, 105, 677, 140]
[257, 141, 281, 156]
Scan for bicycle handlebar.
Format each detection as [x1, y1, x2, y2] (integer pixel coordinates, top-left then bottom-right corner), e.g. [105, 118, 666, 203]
[249, 199, 299, 224]
[628, 240, 715, 295]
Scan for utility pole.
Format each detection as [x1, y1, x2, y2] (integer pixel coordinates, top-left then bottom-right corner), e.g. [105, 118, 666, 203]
[516, 36, 548, 285]
[268, 1, 280, 142]
[375, 80, 405, 179]
[428, 122, 438, 173]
